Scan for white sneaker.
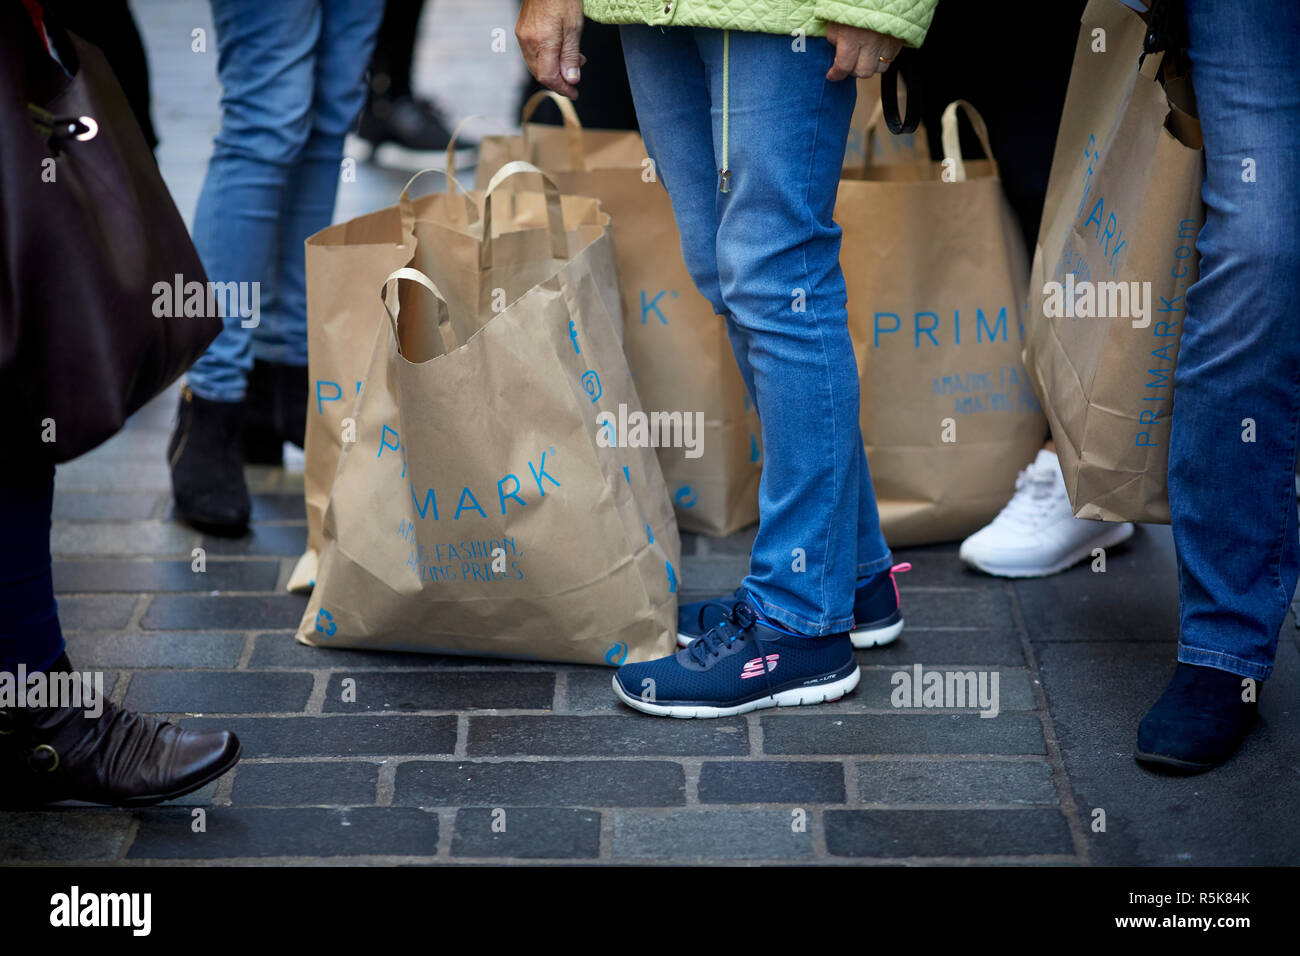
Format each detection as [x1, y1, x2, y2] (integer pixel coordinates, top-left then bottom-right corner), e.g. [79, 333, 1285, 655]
[959, 448, 1134, 578]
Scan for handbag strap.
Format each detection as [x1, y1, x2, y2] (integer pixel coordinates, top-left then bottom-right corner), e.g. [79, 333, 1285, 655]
[880, 48, 922, 135]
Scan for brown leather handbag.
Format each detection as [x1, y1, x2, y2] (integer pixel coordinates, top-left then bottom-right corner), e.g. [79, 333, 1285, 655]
[0, 8, 220, 466]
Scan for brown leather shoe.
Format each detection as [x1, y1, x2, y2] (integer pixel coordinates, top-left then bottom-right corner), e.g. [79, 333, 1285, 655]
[0, 656, 241, 808]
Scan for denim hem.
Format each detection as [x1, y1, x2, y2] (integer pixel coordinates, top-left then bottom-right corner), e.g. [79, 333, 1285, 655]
[749, 591, 855, 637]
[186, 378, 247, 405]
[1177, 644, 1272, 682]
[855, 553, 894, 578]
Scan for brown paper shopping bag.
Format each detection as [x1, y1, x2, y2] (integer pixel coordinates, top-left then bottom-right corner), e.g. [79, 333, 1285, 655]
[838, 101, 1047, 547]
[1023, 0, 1204, 523]
[297, 164, 680, 665]
[292, 170, 477, 593]
[478, 91, 762, 536]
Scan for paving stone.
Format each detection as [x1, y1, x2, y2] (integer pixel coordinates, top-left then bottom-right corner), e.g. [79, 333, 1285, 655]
[0, 810, 134, 862]
[853, 629, 1026, 666]
[451, 808, 600, 858]
[141, 594, 309, 630]
[52, 492, 161, 521]
[678, 555, 749, 591]
[1014, 523, 1176, 643]
[54, 559, 280, 593]
[61, 631, 245, 669]
[54, 459, 172, 492]
[322, 671, 554, 712]
[888, 548, 997, 589]
[1035, 639, 1300, 865]
[857, 760, 1059, 805]
[561, 668, 626, 711]
[51, 521, 199, 557]
[198, 524, 309, 557]
[694, 525, 758, 555]
[468, 715, 750, 756]
[231, 762, 379, 807]
[179, 715, 457, 757]
[250, 494, 307, 522]
[901, 587, 1016, 630]
[850, 667, 1036, 712]
[760, 713, 1046, 756]
[824, 809, 1074, 857]
[394, 760, 686, 807]
[56, 595, 137, 630]
[697, 761, 845, 804]
[248, 632, 539, 669]
[613, 809, 813, 860]
[125, 671, 314, 714]
[126, 807, 439, 859]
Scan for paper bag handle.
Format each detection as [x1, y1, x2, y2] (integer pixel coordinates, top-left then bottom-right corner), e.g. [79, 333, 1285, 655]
[939, 100, 997, 182]
[519, 89, 585, 170]
[444, 114, 487, 192]
[380, 266, 458, 358]
[480, 160, 569, 270]
[399, 167, 473, 240]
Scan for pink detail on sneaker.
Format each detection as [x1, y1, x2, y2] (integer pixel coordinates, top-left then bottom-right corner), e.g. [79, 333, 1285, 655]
[888, 562, 912, 607]
[740, 654, 779, 679]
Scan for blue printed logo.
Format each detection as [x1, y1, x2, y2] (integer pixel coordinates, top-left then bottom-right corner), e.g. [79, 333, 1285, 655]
[749, 434, 760, 462]
[646, 523, 654, 545]
[622, 465, 630, 483]
[640, 289, 676, 325]
[581, 370, 602, 403]
[666, 560, 678, 594]
[604, 642, 629, 666]
[568, 320, 580, 354]
[674, 485, 698, 508]
[314, 608, 337, 638]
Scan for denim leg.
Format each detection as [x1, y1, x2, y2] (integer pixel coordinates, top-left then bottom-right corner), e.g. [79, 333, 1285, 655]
[0, 465, 63, 673]
[1172, 0, 1300, 680]
[257, 0, 383, 368]
[187, 0, 322, 402]
[701, 29, 888, 634]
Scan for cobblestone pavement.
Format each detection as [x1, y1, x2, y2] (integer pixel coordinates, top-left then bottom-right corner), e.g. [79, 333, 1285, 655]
[3, 0, 1297, 866]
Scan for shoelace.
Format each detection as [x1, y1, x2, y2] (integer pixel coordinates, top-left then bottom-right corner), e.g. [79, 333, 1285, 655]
[997, 461, 1062, 530]
[691, 588, 746, 634]
[687, 600, 781, 703]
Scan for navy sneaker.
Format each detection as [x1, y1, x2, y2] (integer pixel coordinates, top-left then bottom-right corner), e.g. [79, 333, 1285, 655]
[613, 595, 860, 718]
[676, 562, 911, 650]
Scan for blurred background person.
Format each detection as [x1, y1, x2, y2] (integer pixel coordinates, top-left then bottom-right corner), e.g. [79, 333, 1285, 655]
[169, 0, 385, 532]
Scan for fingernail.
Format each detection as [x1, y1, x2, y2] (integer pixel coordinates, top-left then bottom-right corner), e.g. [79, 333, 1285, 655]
[565, 68, 580, 81]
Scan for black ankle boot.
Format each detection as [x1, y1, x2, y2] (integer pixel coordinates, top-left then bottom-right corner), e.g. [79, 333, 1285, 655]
[0, 655, 241, 808]
[272, 362, 308, 451]
[168, 385, 251, 532]
[1136, 662, 1260, 773]
[243, 359, 283, 465]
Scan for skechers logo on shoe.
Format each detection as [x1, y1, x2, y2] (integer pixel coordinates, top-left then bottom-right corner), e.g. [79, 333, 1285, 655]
[740, 654, 779, 679]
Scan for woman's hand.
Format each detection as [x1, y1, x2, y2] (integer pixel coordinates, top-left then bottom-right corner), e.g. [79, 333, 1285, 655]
[825, 22, 904, 81]
[516, 0, 588, 99]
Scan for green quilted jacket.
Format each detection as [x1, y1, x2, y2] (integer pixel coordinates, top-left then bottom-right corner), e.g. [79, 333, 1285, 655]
[584, 0, 937, 46]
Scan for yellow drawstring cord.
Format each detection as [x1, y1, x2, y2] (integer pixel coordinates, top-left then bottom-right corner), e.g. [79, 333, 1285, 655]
[719, 29, 731, 193]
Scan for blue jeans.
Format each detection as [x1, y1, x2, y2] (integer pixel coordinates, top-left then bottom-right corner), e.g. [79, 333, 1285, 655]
[1171, 0, 1300, 680]
[187, 0, 383, 403]
[620, 26, 893, 636]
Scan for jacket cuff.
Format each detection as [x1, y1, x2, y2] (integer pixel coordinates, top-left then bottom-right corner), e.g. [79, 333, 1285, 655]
[813, 1, 937, 48]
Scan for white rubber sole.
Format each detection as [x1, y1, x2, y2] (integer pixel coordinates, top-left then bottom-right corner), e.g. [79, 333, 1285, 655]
[850, 617, 904, 649]
[611, 666, 861, 719]
[961, 522, 1135, 579]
